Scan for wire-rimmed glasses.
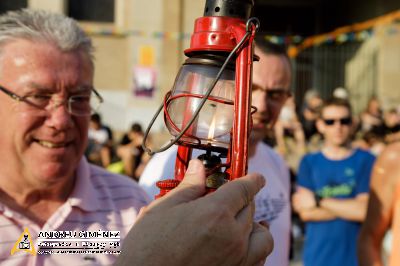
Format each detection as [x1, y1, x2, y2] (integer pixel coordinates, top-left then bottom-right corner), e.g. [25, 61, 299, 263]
[0, 85, 104, 116]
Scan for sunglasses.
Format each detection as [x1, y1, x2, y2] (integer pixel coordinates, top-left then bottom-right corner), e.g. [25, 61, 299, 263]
[323, 117, 352, 126]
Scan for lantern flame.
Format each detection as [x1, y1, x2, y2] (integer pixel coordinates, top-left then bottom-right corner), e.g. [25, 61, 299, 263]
[208, 115, 217, 140]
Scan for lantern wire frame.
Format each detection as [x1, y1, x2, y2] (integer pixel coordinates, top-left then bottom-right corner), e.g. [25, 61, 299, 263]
[142, 17, 260, 155]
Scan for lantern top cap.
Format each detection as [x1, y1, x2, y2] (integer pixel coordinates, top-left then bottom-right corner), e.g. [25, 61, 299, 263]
[203, 0, 254, 20]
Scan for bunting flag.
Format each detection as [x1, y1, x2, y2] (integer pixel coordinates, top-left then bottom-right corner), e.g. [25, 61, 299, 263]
[80, 8, 400, 56]
[288, 9, 400, 58]
[263, 35, 304, 45]
[81, 25, 192, 40]
[81, 24, 304, 43]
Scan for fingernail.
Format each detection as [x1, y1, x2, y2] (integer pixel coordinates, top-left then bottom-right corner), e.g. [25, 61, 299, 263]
[186, 159, 202, 174]
[257, 174, 266, 186]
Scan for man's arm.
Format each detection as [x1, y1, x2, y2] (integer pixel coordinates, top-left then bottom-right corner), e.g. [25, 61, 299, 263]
[319, 193, 368, 222]
[358, 143, 400, 266]
[296, 206, 337, 221]
[292, 186, 336, 221]
[116, 159, 273, 266]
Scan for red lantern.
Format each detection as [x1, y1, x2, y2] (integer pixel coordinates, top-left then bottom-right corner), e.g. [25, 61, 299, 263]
[143, 0, 259, 198]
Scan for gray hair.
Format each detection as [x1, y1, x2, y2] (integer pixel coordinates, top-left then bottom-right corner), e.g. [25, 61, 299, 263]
[0, 9, 94, 64]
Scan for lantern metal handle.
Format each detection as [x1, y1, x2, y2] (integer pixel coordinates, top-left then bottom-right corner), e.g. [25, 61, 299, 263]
[142, 17, 260, 156]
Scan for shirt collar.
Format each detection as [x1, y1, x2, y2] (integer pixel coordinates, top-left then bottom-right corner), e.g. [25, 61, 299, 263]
[67, 157, 100, 212]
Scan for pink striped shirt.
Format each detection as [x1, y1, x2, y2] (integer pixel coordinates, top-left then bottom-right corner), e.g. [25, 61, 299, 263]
[0, 158, 150, 266]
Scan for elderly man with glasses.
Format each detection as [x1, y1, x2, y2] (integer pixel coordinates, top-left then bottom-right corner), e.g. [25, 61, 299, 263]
[0, 9, 273, 266]
[0, 8, 150, 265]
[292, 98, 376, 266]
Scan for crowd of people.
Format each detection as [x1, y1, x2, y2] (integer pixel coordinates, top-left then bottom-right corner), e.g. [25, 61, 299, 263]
[1, 8, 400, 266]
[90, 42, 400, 266]
[86, 116, 151, 181]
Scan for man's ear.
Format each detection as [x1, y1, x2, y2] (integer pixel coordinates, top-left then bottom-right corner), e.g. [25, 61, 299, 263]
[316, 119, 325, 134]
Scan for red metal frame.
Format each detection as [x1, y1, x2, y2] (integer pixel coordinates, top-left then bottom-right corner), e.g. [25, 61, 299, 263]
[156, 15, 255, 197]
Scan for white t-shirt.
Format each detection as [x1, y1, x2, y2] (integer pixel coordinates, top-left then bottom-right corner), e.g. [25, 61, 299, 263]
[88, 128, 109, 144]
[139, 142, 291, 266]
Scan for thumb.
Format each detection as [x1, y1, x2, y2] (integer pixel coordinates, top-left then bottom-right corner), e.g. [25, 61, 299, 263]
[148, 159, 206, 210]
[178, 159, 206, 188]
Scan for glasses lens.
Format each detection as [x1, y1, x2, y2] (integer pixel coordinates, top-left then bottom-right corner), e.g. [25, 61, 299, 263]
[323, 117, 352, 126]
[340, 117, 352, 125]
[24, 94, 52, 109]
[69, 95, 95, 116]
[323, 119, 335, 125]
[15, 94, 51, 116]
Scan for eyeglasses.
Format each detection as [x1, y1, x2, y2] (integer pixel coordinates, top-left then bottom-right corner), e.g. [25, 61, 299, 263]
[252, 85, 292, 103]
[0, 85, 104, 116]
[323, 117, 352, 126]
